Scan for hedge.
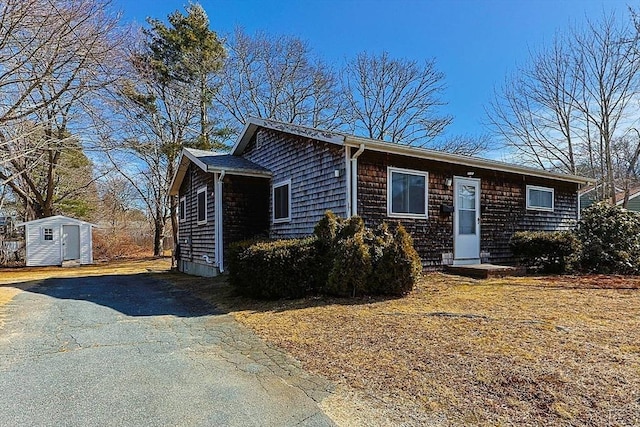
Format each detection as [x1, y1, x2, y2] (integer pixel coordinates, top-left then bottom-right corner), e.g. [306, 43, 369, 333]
[510, 230, 580, 273]
[228, 237, 320, 299]
[228, 211, 423, 299]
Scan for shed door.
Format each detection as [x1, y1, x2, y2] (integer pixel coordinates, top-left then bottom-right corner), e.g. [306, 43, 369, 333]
[453, 177, 481, 264]
[62, 225, 80, 261]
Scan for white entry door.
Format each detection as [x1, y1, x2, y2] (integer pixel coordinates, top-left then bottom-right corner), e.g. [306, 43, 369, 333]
[453, 177, 481, 264]
[62, 225, 81, 261]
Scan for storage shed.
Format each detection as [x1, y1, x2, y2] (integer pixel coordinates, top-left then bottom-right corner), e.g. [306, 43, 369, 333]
[17, 215, 95, 267]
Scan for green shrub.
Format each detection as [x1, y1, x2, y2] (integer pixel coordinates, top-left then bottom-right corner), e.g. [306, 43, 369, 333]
[229, 211, 423, 299]
[510, 230, 580, 273]
[370, 223, 423, 295]
[229, 237, 319, 299]
[325, 230, 372, 297]
[577, 202, 640, 274]
[313, 211, 343, 287]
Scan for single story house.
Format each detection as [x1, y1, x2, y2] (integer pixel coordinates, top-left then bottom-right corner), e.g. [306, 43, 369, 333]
[169, 118, 593, 277]
[16, 215, 95, 267]
[579, 184, 640, 212]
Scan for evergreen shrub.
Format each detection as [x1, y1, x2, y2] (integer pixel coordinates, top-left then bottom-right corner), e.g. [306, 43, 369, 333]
[577, 202, 640, 274]
[228, 211, 423, 299]
[228, 237, 318, 299]
[510, 230, 580, 273]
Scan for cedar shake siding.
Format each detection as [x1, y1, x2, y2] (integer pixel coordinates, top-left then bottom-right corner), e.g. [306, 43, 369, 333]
[356, 151, 578, 267]
[222, 175, 270, 263]
[177, 163, 215, 267]
[242, 128, 348, 238]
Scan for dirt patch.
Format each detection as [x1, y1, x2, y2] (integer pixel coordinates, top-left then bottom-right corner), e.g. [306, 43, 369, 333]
[163, 272, 640, 426]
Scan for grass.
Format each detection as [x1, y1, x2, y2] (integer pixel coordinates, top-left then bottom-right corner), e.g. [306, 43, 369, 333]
[2, 260, 638, 425]
[166, 271, 640, 426]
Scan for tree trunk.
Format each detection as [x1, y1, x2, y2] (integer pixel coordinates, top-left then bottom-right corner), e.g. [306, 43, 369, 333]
[153, 206, 164, 257]
[170, 195, 178, 268]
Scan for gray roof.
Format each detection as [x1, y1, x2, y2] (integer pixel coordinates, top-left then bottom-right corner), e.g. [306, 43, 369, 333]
[185, 148, 271, 175]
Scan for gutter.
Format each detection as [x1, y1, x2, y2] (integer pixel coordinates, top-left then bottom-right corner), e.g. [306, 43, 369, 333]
[343, 136, 594, 185]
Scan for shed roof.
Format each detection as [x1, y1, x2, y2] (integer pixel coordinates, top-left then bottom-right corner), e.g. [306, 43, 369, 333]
[232, 117, 594, 186]
[16, 215, 97, 227]
[169, 147, 271, 196]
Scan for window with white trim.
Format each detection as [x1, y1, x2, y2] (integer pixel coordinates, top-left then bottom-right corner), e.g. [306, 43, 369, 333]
[42, 228, 53, 241]
[273, 180, 291, 223]
[387, 167, 428, 218]
[179, 196, 186, 222]
[196, 187, 207, 225]
[526, 185, 554, 211]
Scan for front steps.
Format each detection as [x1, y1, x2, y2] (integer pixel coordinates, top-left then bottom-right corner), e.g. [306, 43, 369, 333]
[444, 264, 524, 279]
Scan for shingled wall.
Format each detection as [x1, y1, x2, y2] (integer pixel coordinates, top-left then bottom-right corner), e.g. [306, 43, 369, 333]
[356, 150, 578, 267]
[177, 164, 215, 267]
[242, 128, 348, 238]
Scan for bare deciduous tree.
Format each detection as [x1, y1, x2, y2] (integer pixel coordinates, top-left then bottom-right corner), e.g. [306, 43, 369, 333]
[0, 0, 123, 219]
[488, 13, 640, 204]
[214, 29, 345, 135]
[341, 51, 452, 147]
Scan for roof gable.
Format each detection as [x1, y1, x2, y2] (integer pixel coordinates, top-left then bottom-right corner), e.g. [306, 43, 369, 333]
[16, 215, 96, 227]
[169, 147, 272, 196]
[232, 117, 345, 155]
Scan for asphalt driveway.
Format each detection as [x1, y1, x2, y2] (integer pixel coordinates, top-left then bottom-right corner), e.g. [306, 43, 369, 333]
[0, 273, 335, 426]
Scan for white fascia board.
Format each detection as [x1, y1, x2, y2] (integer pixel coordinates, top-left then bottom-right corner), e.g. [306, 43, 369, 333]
[205, 166, 271, 178]
[16, 215, 97, 227]
[168, 150, 194, 196]
[182, 148, 210, 172]
[344, 136, 594, 185]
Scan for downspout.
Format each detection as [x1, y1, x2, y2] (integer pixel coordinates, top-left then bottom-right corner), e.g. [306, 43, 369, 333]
[577, 184, 582, 222]
[351, 144, 365, 216]
[345, 148, 351, 217]
[215, 170, 226, 273]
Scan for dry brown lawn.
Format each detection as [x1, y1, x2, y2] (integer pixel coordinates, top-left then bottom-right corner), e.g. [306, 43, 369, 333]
[167, 272, 640, 427]
[2, 260, 638, 425]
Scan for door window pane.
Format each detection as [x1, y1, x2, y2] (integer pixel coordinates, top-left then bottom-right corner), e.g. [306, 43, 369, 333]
[459, 210, 476, 235]
[458, 185, 476, 209]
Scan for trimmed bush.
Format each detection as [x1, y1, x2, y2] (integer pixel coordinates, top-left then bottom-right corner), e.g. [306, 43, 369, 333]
[510, 230, 580, 273]
[577, 202, 640, 274]
[228, 237, 319, 299]
[370, 223, 423, 295]
[326, 231, 372, 297]
[229, 211, 423, 299]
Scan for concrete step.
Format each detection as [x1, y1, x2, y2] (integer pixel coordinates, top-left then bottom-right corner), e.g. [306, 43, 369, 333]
[444, 264, 524, 279]
[61, 259, 81, 268]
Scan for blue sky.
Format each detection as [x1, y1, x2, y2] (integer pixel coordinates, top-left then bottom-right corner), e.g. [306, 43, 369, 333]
[113, 0, 632, 140]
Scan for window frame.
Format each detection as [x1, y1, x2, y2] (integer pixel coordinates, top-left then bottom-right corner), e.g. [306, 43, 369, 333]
[42, 227, 54, 242]
[526, 185, 554, 212]
[179, 196, 186, 223]
[196, 186, 208, 225]
[272, 179, 292, 223]
[387, 166, 429, 219]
